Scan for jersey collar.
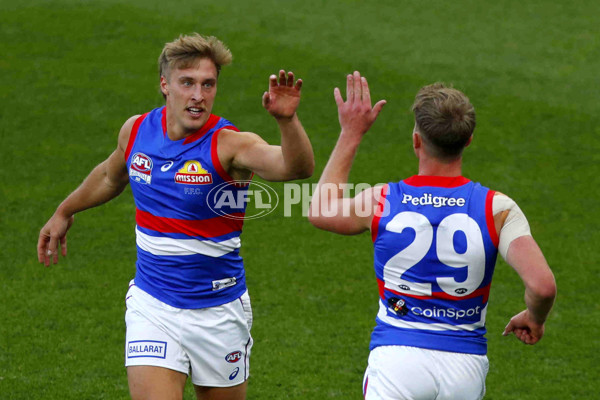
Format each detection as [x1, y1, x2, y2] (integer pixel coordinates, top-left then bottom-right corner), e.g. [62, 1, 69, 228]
[403, 175, 471, 188]
[161, 106, 220, 144]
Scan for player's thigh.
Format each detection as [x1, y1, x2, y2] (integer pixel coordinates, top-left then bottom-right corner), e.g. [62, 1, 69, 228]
[128, 365, 187, 400]
[125, 283, 190, 374]
[194, 381, 247, 400]
[363, 346, 438, 400]
[184, 291, 253, 388]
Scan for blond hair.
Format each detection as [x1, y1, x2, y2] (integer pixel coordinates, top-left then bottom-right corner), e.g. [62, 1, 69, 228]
[411, 83, 476, 160]
[158, 33, 232, 80]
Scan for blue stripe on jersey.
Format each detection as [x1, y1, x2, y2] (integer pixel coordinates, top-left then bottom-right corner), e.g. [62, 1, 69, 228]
[135, 247, 247, 309]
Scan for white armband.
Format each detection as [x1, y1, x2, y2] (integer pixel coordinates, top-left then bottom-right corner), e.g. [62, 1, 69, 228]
[493, 193, 531, 260]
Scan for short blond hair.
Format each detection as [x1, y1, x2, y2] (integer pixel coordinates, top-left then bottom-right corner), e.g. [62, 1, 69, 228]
[158, 33, 232, 80]
[411, 83, 476, 160]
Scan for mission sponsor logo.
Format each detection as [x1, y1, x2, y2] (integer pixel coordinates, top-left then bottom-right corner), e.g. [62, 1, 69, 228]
[402, 193, 466, 208]
[130, 153, 153, 184]
[174, 160, 213, 185]
[127, 340, 167, 359]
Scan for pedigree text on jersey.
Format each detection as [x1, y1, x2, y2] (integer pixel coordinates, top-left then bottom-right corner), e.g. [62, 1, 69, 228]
[401, 193, 466, 208]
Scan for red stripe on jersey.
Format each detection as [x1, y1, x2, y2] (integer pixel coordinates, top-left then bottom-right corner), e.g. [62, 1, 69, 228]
[210, 126, 252, 186]
[161, 107, 167, 135]
[377, 278, 385, 300]
[378, 278, 492, 304]
[371, 184, 389, 242]
[486, 190, 499, 248]
[403, 175, 471, 188]
[124, 113, 150, 161]
[136, 208, 244, 238]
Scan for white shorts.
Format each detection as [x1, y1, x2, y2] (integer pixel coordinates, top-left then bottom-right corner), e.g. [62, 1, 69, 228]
[124, 281, 253, 387]
[363, 345, 488, 400]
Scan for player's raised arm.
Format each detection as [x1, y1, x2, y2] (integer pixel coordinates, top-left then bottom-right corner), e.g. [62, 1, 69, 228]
[495, 194, 557, 344]
[219, 70, 314, 182]
[308, 71, 386, 234]
[37, 116, 135, 266]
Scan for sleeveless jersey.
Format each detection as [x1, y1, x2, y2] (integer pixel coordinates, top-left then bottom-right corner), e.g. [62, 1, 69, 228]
[124, 106, 250, 309]
[370, 175, 499, 355]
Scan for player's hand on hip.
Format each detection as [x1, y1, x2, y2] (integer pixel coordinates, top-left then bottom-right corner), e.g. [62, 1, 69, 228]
[262, 70, 302, 120]
[502, 309, 545, 345]
[37, 214, 74, 267]
[334, 71, 386, 138]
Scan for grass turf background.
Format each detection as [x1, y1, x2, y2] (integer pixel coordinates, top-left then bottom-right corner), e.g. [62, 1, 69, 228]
[1, 0, 599, 398]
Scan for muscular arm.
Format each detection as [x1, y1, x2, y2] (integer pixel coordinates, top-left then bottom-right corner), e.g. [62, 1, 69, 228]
[307, 71, 386, 234]
[494, 194, 557, 344]
[37, 116, 137, 266]
[218, 70, 314, 182]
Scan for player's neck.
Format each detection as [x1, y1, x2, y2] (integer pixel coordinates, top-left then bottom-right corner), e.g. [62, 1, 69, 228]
[417, 157, 463, 177]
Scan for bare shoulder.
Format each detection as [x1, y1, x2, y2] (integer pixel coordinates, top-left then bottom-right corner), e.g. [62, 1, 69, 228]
[218, 129, 267, 148]
[117, 115, 142, 152]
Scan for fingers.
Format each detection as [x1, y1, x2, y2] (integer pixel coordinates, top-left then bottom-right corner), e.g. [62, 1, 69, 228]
[333, 87, 343, 107]
[346, 74, 353, 103]
[269, 74, 278, 88]
[353, 71, 361, 102]
[361, 76, 371, 104]
[60, 235, 68, 257]
[502, 320, 514, 336]
[294, 78, 302, 91]
[48, 236, 59, 265]
[37, 234, 48, 264]
[262, 91, 270, 108]
[372, 99, 387, 118]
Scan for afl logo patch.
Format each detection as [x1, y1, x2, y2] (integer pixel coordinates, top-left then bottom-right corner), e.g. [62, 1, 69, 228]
[175, 160, 213, 185]
[225, 351, 243, 363]
[130, 153, 153, 184]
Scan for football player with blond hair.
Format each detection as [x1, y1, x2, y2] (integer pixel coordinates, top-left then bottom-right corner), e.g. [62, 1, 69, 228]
[38, 33, 314, 400]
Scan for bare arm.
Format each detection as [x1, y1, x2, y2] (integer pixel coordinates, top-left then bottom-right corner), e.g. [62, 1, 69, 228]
[501, 232, 556, 344]
[307, 71, 386, 234]
[219, 70, 314, 182]
[37, 116, 137, 266]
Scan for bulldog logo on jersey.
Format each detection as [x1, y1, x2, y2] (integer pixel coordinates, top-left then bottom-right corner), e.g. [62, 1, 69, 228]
[174, 160, 213, 185]
[130, 153, 153, 184]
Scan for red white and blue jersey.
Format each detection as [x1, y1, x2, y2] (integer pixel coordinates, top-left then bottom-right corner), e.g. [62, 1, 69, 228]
[370, 176, 499, 355]
[125, 106, 250, 309]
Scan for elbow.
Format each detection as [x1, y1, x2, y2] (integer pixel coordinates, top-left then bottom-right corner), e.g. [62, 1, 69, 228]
[297, 159, 315, 179]
[287, 160, 315, 180]
[529, 274, 557, 302]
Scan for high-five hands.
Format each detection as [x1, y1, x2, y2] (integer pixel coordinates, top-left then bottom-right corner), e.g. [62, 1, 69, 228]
[262, 70, 302, 120]
[334, 71, 386, 138]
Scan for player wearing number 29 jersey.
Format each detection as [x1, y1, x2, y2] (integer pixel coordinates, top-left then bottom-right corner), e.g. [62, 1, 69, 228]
[309, 74, 556, 400]
[371, 176, 498, 355]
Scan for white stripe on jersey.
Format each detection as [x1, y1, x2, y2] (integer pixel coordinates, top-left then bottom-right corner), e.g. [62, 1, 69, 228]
[377, 300, 487, 332]
[135, 227, 241, 257]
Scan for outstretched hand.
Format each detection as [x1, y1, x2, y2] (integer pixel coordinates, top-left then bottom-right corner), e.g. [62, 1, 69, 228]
[262, 70, 302, 120]
[334, 71, 386, 138]
[37, 214, 74, 267]
[502, 309, 546, 345]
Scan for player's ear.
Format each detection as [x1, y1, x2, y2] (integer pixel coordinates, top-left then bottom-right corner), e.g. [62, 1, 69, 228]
[413, 132, 422, 158]
[160, 76, 169, 96]
[465, 135, 473, 147]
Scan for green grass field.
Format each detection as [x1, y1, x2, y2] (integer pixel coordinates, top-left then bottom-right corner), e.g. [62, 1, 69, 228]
[1, 0, 599, 398]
